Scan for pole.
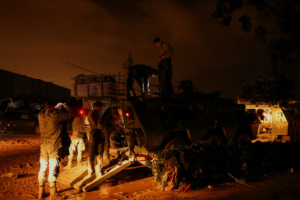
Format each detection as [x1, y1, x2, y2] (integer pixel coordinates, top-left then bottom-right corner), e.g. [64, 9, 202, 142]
[63, 61, 101, 76]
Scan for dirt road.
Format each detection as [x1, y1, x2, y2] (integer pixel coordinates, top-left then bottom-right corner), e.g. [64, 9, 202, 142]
[0, 134, 299, 200]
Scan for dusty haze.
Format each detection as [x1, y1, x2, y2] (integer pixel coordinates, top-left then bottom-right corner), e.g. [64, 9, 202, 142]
[1, 0, 289, 99]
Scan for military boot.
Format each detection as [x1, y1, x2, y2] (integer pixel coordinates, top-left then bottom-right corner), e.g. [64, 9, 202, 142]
[77, 153, 83, 166]
[38, 186, 45, 199]
[64, 160, 72, 169]
[77, 159, 83, 166]
[103, 155, 111, 166]
[50, 186, 64, 200]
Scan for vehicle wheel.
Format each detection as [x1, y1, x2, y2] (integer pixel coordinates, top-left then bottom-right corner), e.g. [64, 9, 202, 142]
[34, 125, 40, 134]
[164, 138, 190, 149]
[205, 135, 226, 145]
[236, 133, 252, 144]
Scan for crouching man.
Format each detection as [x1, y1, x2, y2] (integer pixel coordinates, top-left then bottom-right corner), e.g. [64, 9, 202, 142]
[38, 101, 74, 200]
[102, 106, 125, 161]
[102, 106, 134, 161]
[65, 117, 86, 169]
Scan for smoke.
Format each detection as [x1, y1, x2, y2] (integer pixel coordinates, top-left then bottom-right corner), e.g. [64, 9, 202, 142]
[0, 0, 274, 99]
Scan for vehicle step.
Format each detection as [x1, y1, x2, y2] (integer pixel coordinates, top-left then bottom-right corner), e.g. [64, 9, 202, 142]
[251, 139, 271, 143]
[257, 133, 272, 139]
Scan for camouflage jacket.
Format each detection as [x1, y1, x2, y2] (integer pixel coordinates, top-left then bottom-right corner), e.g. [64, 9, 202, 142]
[160, 42, 174, 59]
[38, 106, 74, 149]
[71, 117, 86, 139]
[102, 107, 121, 126]
[87, 109, 102, 130]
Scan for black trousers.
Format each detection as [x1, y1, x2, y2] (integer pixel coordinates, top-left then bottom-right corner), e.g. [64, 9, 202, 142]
[127, 74, 150, 96]
[158, 58, 174, 97]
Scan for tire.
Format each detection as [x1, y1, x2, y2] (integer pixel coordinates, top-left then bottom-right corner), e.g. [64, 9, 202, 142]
[164, 138, 191, 149]
[34, 125, 40, 134]
[236, 133, 252, 144]
[205, 135, 226, 145]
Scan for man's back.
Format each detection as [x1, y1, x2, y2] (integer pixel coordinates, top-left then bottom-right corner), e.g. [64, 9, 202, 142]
[87, 109, 102, 129]
[38, 109, 73, 149]
[132, 65, 153, 77]
[72, 117, 85, 138]
[102, 107, 120, 125]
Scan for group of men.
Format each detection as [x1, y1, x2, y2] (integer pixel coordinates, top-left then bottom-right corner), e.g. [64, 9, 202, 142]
[241, 74, 297, 103]
[37, 37, 174, 199]
[127, 38, 175, 98]
[241, 76, 277, 101]
[37, 100, 125, 199]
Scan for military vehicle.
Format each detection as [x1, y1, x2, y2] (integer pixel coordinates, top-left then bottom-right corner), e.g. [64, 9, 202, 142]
[237, 95, 300, 143]
[70, 74, 258, 159]
[60, 72, 300, 191]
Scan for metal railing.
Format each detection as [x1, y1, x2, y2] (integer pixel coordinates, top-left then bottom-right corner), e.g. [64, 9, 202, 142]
[72, 74, 126, 98]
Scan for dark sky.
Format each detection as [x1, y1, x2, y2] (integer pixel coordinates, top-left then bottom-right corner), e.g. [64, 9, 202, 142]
[1, 0, 292, 99]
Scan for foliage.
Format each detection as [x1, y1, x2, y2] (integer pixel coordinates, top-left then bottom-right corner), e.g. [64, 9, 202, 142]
[147, 141, 300, 187]
[212, 0, 300, 74]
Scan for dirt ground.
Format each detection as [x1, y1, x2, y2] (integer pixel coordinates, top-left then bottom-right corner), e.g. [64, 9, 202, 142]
[0, 133, 299, 200]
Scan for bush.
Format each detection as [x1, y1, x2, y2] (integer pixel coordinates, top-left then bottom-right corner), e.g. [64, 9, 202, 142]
[147, 141, 300, 188]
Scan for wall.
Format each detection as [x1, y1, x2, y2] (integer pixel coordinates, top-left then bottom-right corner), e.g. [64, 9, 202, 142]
[0, 69, 70, 102]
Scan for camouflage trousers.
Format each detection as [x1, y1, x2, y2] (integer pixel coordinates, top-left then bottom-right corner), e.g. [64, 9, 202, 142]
[68, 137, 86, 164]
[38, 147, 61, 188]
[158, 58, 174, 97]
[87, 129, 104, 175]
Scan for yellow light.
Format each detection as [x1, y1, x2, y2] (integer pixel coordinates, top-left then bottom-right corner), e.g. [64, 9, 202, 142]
[85, 116, 89, 126]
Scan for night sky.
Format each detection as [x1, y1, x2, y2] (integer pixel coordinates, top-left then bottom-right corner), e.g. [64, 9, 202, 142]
[1, 0, 297, 100]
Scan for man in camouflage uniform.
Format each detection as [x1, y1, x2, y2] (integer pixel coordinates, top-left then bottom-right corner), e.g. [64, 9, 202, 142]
[254, 76, 266, 95]
[127, 64, 158, 97]
[102, 106, 126, 151]
[64, 117, 86, 169]
[102, 106, 134, 160]
[38, 101, 74, 200]
[86, 101, 104, 176]
[265, 76, 277, 102]
[241, 80, 253, 99]
[154, 38, 174, 98]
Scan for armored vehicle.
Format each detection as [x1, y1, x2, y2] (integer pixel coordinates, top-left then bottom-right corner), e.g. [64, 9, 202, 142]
[237, 95, 300, 143]
[71, 74, 257, 160]
[58, 73, 300, 192]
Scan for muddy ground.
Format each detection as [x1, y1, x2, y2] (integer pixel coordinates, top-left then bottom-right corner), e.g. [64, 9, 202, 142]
[0, 133, 299, 200]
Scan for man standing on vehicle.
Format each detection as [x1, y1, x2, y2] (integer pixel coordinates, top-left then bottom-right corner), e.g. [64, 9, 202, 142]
[241, 80, 253, 99]
[38, 101, 74, 200]
[64, 116, 86, 169]
[127, 64, 158, 97]
[86, 101, 105, 176]
[154, 38, 174, 98]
